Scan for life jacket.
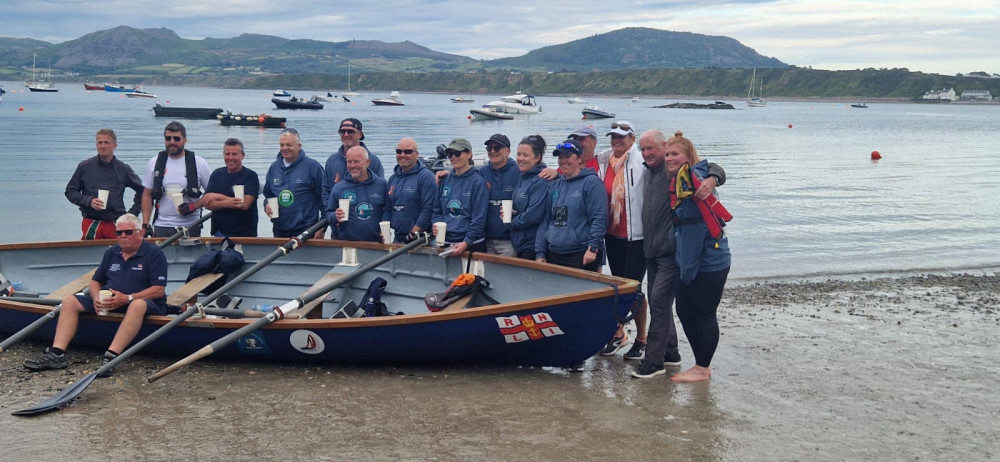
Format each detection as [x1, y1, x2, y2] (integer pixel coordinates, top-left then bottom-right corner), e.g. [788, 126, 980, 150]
[669, 163, 733, 239]
[151, 149, 203, 201]
[185, 238, 245, 294]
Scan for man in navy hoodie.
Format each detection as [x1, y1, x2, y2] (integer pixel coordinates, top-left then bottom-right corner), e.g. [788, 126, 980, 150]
[328, 146, 388, 242]
[323, 118, 384, 215]
[480, 134, 520, 257]
[385, 137, 438, 243]
[263, 128, 327, 238]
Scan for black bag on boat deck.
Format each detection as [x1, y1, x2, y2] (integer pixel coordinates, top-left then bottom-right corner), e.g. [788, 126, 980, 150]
[360, 277, 402, 317]
[186, 238, 245, 295]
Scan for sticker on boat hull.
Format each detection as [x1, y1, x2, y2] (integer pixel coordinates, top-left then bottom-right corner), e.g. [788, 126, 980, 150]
[237, 332, 272, 355]
[495, 312, 564, 343]
[290, 329, 325, 354]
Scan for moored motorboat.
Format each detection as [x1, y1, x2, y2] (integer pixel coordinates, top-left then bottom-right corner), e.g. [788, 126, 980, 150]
[482, 93, 541, 114]
[272, 96, 324, 110]
[372, 91, 404, 106]
[273, 89, 291, 97]
[567, 97, 588, 104]
[0, 238, 637, 366]
[851, 103, 868, 108]
[104, 84, 138, 93]
[153, 104, 224, 119]
[470, 107, 514, 120]
[451, 96, 475, 103]
[83, 83, 105, 91]
[217, 112, 287, 128]
[125, 90, 156, 99]
[315, 92, 350, 103]
[581, 106, 615, 119]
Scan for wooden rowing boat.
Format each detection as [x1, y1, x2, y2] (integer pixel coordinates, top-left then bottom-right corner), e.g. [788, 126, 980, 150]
[0, 238, 638, 367]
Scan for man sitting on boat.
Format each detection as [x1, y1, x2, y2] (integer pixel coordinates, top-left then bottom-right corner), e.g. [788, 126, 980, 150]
[202, 138, 260, 237]
[141, 121, 212, 237]
[23, 214, 168, 377]
[64, 128, 144, 239]
[328, 146, 389, 242]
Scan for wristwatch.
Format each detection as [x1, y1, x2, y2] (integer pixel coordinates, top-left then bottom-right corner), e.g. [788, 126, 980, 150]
[127, 294, 134, 303]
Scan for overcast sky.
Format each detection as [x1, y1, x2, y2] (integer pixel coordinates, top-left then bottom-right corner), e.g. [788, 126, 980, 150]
[4, 0, 998, 75]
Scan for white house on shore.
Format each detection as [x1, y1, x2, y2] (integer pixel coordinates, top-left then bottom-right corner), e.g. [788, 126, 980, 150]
[922, 88, 958, 100]
[960, 90, 993, 101]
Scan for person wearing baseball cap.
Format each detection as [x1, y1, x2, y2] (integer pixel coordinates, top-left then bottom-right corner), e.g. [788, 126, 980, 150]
[323, 118, 385, 225]
[538, 125, 600, 181]
[479, 133, 519, 257]
[596, 120, 651, 361]
[431, 138, 488, 256]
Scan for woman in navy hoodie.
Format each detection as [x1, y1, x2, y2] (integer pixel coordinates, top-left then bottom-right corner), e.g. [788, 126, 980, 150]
[507, 135, 549, 260]
[432, 138, 488, 255]
[535, 139, 607, 271]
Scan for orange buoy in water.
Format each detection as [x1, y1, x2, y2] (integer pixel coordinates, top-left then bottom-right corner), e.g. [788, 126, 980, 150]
[787, 123, 793, 129]
[19, 106, 25, 112]
[259, 116, 266, 123]
[871, 151, 882, 160]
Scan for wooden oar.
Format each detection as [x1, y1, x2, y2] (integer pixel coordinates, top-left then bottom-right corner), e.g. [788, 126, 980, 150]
[11, 218, 326, 417]
[0, 212, 214, 356]
[146, 234, 430, 383]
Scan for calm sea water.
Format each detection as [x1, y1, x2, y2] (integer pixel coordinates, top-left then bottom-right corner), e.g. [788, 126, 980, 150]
[1, 81, 998, 280]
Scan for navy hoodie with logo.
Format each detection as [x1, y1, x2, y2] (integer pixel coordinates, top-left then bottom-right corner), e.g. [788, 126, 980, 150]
[323, 143, 384, 207]
[480, 158, 520, 240]
[535, 168, 607, 259]
[263, 150, 327, 236]
[509, 162, 549, 256]
[432, 167, 488, 245]
[327, 168, 388, 243]
[385, 161, 439, 242]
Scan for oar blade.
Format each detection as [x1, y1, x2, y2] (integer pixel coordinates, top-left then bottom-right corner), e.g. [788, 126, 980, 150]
[12, 372, 98, 416]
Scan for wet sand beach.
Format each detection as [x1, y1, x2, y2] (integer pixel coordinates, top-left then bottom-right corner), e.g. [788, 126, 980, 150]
[2, 272, 997, 461]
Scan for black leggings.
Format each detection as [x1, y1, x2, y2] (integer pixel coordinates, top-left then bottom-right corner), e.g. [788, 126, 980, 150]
[674, 267, 729, 367]
[605, 235, 646, 281]
[548, 250, 602, 272]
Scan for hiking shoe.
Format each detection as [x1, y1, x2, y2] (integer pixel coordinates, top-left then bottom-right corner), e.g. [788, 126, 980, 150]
[623, 341, 646, 360]
[97, 351, 117, 378]
[24, 347, 69, 371]
[566, 361, 586, 372]
[664, 350, 682, 367]
[598, 333, 629, 356]
[631, 362, 665, 379]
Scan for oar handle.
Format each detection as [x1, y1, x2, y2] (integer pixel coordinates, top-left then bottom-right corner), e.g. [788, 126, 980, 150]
[0, 308, 60, 354]
[156, 211, 213, 248]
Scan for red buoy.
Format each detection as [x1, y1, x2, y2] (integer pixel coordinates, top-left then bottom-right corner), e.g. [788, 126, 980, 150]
[787, 123, 793, 129]
[871, 151, 882, 160]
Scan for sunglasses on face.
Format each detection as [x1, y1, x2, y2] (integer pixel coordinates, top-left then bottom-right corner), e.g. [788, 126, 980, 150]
[395, 148, 416, 155]
[164, 136, 183, 142]
[339, 128, 357, 136]
[611, 122, 631, 131]
[445, 150, 465, 158]
[115, 229, 138, 236]
[486, 144, 504, 152]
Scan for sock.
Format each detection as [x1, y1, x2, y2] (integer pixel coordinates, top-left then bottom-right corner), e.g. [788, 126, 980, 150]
[105, 349, 120, 357]
[50, 347, 65, 356]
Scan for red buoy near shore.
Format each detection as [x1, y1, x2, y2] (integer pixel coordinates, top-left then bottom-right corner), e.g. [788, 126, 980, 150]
[871, 151, 882, 160]
[787, 123, 793, 129]
[19, 106, 24, 112]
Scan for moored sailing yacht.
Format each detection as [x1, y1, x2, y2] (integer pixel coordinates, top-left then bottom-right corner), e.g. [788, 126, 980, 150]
[747, 68, 765, 107]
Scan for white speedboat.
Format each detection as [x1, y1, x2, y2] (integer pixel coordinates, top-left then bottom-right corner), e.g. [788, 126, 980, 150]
[631, 97, 640, 103]
[451, 96, 475, 103]
[567, 97, 588, 104]
[470, 107, 514, 121]
[372, 91, 404, 106]
[315, 92, 350, 103]
[481, 93, 541, 115]
[581, 106, 615, 119]
[125, 89, 157, 98]
[273, 89, 291, 97]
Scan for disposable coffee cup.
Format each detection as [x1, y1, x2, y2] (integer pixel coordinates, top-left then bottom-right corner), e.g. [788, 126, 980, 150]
[434, 222, 447, 246]
[501, 199, 513, 224]
[98, 290, 113, 316]
[339, 198, 351, 222]
[267, 197, 279, 218]
[379, 221, 392, 244]
[97, 189, 109, 210]
[233, 185, 244, 202]
[170, 192, 184, 208]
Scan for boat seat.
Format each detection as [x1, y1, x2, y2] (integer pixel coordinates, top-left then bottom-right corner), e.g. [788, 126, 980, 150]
[285, 271, 350, 319]
[167, 273, 224, 306]
[46, 268, 97, 301]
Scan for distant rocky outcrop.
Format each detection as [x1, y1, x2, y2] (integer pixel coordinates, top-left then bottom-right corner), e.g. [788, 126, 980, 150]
[654, 101, 736, 109]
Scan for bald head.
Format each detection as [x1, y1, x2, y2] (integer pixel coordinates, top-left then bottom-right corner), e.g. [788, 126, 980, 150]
[395, 137, 419, 172]
[346, 145, 370, 181]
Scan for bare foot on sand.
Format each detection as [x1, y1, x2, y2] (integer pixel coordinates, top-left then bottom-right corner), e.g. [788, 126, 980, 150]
[671, 365, 711, 383]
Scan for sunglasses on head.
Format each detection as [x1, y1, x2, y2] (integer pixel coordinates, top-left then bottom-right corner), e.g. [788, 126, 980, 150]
[164, 135, 183, 142]
[339, 128, 357, 135]
[611, 122, 631, 131]
[281, 128, 299, 135]
[555, 142, 580, 155]
[115, 229, 138, 236]
[395, 148, 416, 155]
[445, 149, 465, 158]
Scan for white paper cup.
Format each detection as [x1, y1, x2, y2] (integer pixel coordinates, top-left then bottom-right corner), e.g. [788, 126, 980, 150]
[170, 192, 184, 208]
[379, 221, 392, 244]
[97, 189, 109, 210]
[434, 222, 447, 246]
[501, 199, 513, 224]
[339, 198, 351, 221]
[233, 185, 244, 201]
[267, 197, 279, 218]
[98, 290, 113, 316]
